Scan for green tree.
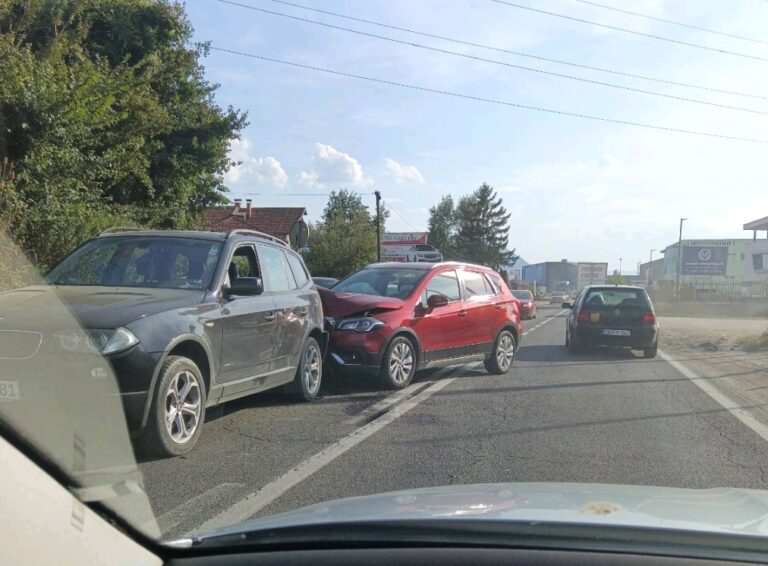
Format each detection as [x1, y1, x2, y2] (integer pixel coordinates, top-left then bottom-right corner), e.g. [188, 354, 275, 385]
[304, 190, 382, 278]
[454, 183, 518, 270]
[427, 195, 457, 259]
[0, 0, 246, 273]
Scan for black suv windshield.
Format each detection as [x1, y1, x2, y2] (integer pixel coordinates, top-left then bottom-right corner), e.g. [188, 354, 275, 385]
[47, 237, 222, 290]
[333, 268, 428, 299]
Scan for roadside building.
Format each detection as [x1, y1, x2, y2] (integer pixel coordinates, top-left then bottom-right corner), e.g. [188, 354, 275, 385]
[201, 199, 308, 246]
[522, 260, 578, 294]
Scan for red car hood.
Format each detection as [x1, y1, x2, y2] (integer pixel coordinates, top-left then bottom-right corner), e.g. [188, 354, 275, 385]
[318, 287, 405, 319]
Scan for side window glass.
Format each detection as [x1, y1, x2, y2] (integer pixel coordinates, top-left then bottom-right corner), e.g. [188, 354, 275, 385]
[257, 244, 294, 293]
[424, 270, 461, 302]
[226, 245, 259, 287]
[484, 274, 500, 295]
[286, 252, 309, 287]
[462, 271, 490, 299]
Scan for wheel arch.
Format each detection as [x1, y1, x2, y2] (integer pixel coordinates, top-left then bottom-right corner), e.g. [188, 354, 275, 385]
[384, 328, 422, 365]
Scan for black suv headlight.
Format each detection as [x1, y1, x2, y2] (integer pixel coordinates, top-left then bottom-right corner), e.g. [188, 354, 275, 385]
[54, 327, 139, 355]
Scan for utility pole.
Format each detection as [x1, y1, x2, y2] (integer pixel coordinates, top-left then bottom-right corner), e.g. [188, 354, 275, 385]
[648, 248, 656, 285]
[374, 190, 382, 262]
[619, 257, 622, 277]
[675, 218, 687, 298]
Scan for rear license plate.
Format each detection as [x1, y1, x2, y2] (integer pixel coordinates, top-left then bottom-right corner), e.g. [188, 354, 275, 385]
[602, 329, 631, 337]
[0, 381, 20, 401]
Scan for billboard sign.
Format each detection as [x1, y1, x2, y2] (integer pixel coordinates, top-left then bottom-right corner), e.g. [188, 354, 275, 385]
[682, 245, 728, 275]
[577, 262, 608, 289]
[380, 232, 428, 262]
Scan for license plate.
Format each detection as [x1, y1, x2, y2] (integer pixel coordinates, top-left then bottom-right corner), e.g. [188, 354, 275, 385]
[602, 329, 631, 337]
[0, 381, 20, 401]
[590, 312, 600, 322]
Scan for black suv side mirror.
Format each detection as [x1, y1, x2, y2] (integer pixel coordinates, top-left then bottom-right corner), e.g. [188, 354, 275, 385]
[225, 277, 264, 297]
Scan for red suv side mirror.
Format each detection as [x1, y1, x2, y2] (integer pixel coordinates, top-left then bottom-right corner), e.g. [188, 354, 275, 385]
[427, 294, 449, 309]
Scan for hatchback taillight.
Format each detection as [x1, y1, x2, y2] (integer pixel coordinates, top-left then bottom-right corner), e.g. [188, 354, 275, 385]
[643, 312, 656, 324]
[577, 310, 590, 322]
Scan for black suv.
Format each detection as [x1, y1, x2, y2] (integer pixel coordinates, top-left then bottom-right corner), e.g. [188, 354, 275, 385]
[3, 228, 325, 456]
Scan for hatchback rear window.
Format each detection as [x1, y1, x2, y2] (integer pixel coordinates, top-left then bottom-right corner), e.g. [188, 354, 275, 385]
[583, 289, 650, 309]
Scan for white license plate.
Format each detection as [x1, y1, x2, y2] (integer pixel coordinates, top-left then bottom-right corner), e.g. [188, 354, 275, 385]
[0, 381, 20, 401]
[602, 329, 631, 337]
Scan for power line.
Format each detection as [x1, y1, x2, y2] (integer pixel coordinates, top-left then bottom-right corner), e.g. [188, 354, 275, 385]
[384, 201, 423, 232]
[210, 47, 768, 145]
[215, 0, 768, 116]
[570, 0, 768, 45]
[250, 0, 768, 101]
[491, 0, 768, 63]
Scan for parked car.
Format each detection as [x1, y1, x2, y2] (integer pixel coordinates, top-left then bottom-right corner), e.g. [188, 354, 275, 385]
[405, 244, 443, 262]
[565, 285, 659, 358]
[320, 262, 522, 389]
[312, 276, 339, 288]
[511, 289, 537, 319]
[6, 228, 326, 457]
[550, 291, 571, 306]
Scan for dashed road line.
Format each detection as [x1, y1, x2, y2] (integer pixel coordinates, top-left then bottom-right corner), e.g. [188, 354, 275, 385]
[523, 309, 568, 337]
[149, 482, 244, 534]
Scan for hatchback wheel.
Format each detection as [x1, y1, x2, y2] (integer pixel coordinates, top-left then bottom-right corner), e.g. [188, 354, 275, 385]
[380, 336, 416, 389]
[485, 330, 516, 375]
[291, 337, 323, 401]
[140, 356, 206, 457]
[643, 341, 658, 359]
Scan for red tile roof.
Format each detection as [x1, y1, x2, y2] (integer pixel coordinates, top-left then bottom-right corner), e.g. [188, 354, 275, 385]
[201, 205, 307, 239]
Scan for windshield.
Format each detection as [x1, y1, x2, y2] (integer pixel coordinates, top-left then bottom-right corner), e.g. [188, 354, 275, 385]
[332, 268, 428, 299]
[5, 0, 768, 559]
[47, 237, 222, 290]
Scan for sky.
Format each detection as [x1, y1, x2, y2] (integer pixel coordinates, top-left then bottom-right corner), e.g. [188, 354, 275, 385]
[185, 0, 768, 273]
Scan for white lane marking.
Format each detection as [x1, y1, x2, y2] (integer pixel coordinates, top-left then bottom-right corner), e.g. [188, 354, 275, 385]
[523, 309, 568, 337]
[149, 483, 244, 533]
[660, 349, 768, 444]
[194, 378, 457, 533]
[343, 380, 428, 425]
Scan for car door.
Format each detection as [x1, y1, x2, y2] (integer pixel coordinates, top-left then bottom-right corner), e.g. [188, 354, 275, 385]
[412, 269, 467, 361]
[459, 269, 496, 353]
[219, 244, 276, 394]
[257, 243, 309, 385]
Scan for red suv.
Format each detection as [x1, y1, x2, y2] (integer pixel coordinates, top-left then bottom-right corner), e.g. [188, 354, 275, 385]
[320, 262, 522, 389]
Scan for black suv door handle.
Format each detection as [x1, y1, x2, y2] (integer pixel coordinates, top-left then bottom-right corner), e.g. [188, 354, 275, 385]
[264, 312, 276, 322]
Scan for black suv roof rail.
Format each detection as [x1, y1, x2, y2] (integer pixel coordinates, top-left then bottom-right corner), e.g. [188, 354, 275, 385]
[228, 229, 289, 248]
[100, 226, 143, 236]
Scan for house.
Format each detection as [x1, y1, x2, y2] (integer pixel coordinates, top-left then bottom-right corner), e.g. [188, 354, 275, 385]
[201, 199, 308, 245]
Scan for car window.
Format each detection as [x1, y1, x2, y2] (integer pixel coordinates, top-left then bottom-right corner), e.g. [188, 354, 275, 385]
[583, 288, 650, 308]
[286, 252, 310, 287]
[424, 270, 461, 302]
[257, 244, 295, 292]
[512, 290, 532, 300]
[333, 268, 428, 298]
[461, 270, 491, 299]
[483, 273, 500, 295]
[47, 237, 222, 290]
[226, 245, 259, 288]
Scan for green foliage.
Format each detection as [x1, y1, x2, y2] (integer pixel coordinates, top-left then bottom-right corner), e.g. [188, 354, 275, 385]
[453, 183, 518, 271]
[0, 0, 246, 272]
[304, 190, 381, 278]
[427, 195, 457, 259]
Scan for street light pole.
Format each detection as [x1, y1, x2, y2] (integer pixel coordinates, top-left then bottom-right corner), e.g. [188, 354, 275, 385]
[648, 248, 656, 285]
[374, 190, 382, 262]
[675, 218, 687, 298]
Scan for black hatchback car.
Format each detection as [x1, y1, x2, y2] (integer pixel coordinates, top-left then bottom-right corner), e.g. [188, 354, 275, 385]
[0, 228, 325, 456]
[565, 285, 659, 358]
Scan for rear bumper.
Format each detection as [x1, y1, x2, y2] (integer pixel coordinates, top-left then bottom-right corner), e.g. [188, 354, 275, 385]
[574, 325, 658, 349]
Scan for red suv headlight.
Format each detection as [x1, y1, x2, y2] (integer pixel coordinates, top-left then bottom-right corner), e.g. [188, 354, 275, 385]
[336, 317, 385, 332]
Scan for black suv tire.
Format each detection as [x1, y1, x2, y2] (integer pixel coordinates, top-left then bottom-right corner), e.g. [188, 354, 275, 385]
[139, 356, 207, 457]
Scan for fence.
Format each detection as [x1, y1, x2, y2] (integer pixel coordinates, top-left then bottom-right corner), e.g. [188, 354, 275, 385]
[650, 280, 768, 303]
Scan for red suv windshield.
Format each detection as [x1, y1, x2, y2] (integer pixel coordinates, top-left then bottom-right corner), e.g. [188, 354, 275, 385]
[332, 268, 429, 299]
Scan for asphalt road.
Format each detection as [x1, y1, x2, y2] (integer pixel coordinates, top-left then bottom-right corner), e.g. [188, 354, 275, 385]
[139, 305, 768, 539]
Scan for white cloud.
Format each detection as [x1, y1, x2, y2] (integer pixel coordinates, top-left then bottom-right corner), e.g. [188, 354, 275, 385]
[298, 143, 367, 188]
[384, 158, 426, 184]
[225, 138, 288, 188]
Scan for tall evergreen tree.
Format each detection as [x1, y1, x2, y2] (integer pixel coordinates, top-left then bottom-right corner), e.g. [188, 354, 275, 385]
[455, 183, 517, 270]
[427, 195, 457, 259]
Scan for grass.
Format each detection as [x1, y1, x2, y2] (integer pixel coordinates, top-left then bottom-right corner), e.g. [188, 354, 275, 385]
[737, 330, 768, 352]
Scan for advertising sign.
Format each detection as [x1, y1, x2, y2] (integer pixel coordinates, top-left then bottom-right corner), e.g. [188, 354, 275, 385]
[682, 246, 728, 275]
[577, 262, 608, 289]
[380, 232, 428, 262]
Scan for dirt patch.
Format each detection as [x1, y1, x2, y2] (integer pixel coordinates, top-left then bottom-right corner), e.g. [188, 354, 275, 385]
[660, 316, 768, 354]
